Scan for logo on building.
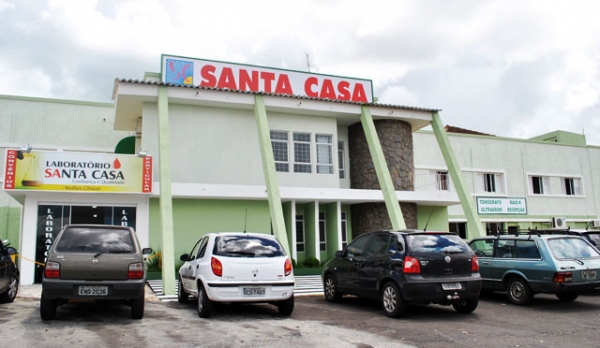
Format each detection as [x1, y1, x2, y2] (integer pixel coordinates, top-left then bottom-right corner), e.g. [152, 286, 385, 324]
[165, 58, 194, 85]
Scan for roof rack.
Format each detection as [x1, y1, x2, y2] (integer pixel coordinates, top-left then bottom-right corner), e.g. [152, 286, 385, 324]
[490, 227, 575, 238]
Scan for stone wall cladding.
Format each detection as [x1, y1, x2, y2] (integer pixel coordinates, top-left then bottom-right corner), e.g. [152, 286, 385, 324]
[348, 120, 417, 236]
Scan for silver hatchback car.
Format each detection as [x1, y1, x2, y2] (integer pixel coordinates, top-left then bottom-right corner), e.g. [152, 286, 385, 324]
[40, 224, 152, 320]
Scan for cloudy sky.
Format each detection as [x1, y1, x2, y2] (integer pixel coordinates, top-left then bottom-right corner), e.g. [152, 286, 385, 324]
[2, 0, 600, 145]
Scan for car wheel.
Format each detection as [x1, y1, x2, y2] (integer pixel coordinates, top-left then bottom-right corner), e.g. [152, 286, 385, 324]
[381, 281, 407, 318]
[177, 277, 189, 304]
[556, 292, 579, 302]
[507, 277, 533, 305]
[323, 274, 342, 302]
[0, 275, 18, 303]
[131, 293, 145, 319]
[197, 282, 212, 318]
[40, 291, 56, 321]
[452, 298, 479, 313]
[277, 296, 294, 316]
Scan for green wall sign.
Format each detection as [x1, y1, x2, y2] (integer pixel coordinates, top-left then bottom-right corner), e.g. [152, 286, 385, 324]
[476, 197, 527, 215]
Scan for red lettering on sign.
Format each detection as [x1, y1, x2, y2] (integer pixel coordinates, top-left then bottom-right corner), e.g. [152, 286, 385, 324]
[261, 71, 276, 93]
[239, 70, 259, 91]
[304, 77, 319, 98]
[352, 83, 368, 102]
[217, 67, 237, 90]
[320, 79, 336, 100]
[337, 81, 351, 101]
[303, 78, 368, 102]
[274, 74, 293, 95]
[199, 65, 217, 87]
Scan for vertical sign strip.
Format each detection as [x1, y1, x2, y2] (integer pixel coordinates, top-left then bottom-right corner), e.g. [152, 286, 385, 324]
[142, 156, 153, 193]
[3, 149, 17, 189]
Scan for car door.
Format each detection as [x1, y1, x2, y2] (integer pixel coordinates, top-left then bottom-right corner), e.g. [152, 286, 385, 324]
[180, 237, 207, 291]
[469, 239, 495, 287]
[335, 234, 372, 294]
[358, 233, 390, 298]
[491, 239, 517, 283]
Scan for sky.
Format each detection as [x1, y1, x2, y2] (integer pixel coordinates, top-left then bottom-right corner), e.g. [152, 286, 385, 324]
[1, 0, 600, 145]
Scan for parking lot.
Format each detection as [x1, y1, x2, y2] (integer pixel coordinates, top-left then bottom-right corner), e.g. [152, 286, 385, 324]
[2, 284, 600, 348]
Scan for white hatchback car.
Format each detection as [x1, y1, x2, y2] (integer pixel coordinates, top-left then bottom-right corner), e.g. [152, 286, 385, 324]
[178, 232, 295, 318]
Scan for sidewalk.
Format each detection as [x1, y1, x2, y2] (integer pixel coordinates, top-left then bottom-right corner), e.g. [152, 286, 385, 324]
[16, 283, 161, 303]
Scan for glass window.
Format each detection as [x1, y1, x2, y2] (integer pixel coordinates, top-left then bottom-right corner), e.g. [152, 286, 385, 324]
[213, 235, 286, 258]
[270, 130, 289, 172]
[293, 132, 311, 173]
[316, 134, 333, 174]
[365, 233, 390, 257]
[548, 237, 600, 259]
[531, 176, 546, 194]
[196, 237, 209, 259]
[296, 214, 305, 252]
[56, 226, 134, 253]
[563, 177, 582, 196]
[407, 234, 470, 254]
[319, 212, 326, 251]
[449, 222, 466, 239]
[469, 239, 494, 257]
[345, 233, 371, 258]
[495, 239, 515, 258]
[515, 240, 541, 259]
[341, 211, 348, 249]
[477, 172, 504, 194]
[338, 141, 345, 179]
[437, 171, 449, 191]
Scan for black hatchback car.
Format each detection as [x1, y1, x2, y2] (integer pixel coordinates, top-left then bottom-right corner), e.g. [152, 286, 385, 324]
[0, 239, 19, 303]
[321, 230, 482, 317]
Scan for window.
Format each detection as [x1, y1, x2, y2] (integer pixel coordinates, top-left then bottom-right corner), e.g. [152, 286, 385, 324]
[293, 132, 311, 173]
[531, 176, 548, 195]
[270, 131, 289, 172]
[437, 171, 449, 191]
[319, 212, 326, 251]
[449, 222, 466, 239]
[563, 177, 582, 196]
[486, 222, 504, 235]
[341, 211, 348, 249]
[477, 172, 504, 194]
[316, 134, 333, 174]
[295, 214, 305, 252]
[338, 141, 345, 179]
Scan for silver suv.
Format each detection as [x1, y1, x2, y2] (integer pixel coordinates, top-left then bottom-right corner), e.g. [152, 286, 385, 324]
[40, 224, 152, 320]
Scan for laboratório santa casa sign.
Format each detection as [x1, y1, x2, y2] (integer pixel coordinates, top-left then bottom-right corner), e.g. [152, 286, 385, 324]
[3, 149, 152, 194]
[162, 54, 374, 103]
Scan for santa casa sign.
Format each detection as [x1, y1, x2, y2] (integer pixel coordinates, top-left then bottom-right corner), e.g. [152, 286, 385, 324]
[161, 55, 374, 103]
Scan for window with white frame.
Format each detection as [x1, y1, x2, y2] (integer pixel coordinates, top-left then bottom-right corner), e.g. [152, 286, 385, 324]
[530, 175, 549, 195]
[316, 134, 333, 174]
[341, 211, 348, 249]
[319, 212, 326, 251]
[293, 132, 311, 173]
[563, 177, 582, 196]
[270, 130, 289, 172]
[436, 171, 449, 191]
[295, 214, 305, 252]
[477, 172, 504, 194]
[338, 141, 345, 179]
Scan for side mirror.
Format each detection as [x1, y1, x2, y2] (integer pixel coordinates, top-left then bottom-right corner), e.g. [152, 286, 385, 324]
[180, 254, 190, 262]
[142, 247, 153, 255]
[6, 247, 17, 255]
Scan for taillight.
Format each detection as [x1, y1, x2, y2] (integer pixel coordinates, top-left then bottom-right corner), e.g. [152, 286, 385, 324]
[404, 256, 421, 274]
[128, 262, 144, 279]
[284, 258, 293, 276]
[44, 261, 60, 278]
[471, 255, 480, 272]
[554, 271, 573, 284]
[211, 257, 223, 277]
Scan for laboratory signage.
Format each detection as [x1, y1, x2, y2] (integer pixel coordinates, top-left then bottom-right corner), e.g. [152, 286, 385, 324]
[477, 197, 527, 215]
[161, 54, 374, 103]
[3, 149, 152, 193]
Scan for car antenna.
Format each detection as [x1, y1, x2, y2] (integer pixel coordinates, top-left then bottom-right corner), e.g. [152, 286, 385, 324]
[585, 221, 593, 230]
[243, 208, 248, 233]
[423, 210, 434, 231]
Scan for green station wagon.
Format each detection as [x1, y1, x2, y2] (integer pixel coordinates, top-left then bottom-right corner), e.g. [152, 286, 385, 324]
[469, 231, 600, 305]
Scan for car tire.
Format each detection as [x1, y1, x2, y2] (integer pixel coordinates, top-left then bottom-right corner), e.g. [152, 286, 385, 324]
[277, 296, 294, 316]
[177, 277, 189, 304]
[40, 291, 56, 321]
[131, 293, 145, 319]
[0, 275, 18, 303]
[452, 298, 479, 313]
[197, 282, 212, 318]
[323, 274, 342, 303]
[507, 277, 533, 306]
[556, 292, 579, 302]
[381, 281, 407, 318]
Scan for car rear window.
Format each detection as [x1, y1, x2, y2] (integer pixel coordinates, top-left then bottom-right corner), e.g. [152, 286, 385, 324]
[548, 237, 600, 259]
[55, 227, 135, 254]
[213, 235, 285, 258]
[406, 233, 470, 254]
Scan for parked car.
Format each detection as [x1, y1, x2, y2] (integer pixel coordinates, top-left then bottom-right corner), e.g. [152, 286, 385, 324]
[40, 224, 152, 320]
[561, 228, 600, 250]
[0, 239, 19, 303]
[321, 230, 482, 317]
[178, 232, 295, 318]
[468, 230, 600, 305]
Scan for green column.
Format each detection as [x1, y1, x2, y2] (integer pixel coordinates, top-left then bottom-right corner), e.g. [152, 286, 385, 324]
[430, 112, 485, 238]
[360, 106, 406, 230]
[157, 86, 176, 295]
[253, 95, 291, 254]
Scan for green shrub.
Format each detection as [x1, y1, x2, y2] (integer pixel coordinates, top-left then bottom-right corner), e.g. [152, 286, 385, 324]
[301, 257, 321, 268]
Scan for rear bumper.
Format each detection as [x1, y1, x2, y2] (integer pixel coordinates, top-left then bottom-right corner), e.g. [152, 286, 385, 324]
[401, 275, 482, 304]
[205, 281, 294, 302]
[41, 278, 146, 300]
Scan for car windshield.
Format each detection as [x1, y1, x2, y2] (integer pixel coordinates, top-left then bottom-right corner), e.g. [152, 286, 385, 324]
[548, 237, 600, 259]
[406, 233, 469, 254]
[55, 227, 135, 254]
[213, 235, 286, 258]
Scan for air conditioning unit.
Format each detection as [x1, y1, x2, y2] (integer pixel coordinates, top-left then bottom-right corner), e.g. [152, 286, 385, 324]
[591, 220, 600, 229]
[552, 217, 567, 229]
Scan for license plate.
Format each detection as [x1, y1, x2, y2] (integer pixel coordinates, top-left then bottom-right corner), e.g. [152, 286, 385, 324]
[243, 287, 266, 297]
[78, 286, 108, 296]
[581, 270, 597, 280]
[441, 282, 462, 290]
